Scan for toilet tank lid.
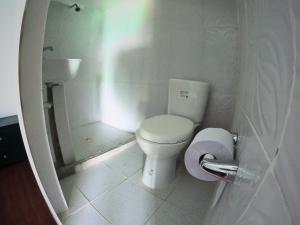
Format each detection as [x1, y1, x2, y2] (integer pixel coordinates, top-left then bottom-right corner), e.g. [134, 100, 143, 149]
[138, 114, 194, 144]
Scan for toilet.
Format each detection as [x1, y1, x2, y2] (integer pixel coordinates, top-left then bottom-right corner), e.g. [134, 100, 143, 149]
[136, 79, 209, 189]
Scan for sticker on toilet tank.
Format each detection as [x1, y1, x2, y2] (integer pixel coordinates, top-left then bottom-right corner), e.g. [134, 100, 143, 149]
[148, 169, 154, 176]
[180, 90, 189, 99]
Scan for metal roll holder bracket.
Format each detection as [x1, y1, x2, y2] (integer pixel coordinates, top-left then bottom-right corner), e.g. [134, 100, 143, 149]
[199, 133, 239, 182]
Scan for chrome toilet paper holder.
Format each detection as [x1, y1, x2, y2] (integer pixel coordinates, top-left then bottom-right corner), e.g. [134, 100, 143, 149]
[199, 132, 239, 182]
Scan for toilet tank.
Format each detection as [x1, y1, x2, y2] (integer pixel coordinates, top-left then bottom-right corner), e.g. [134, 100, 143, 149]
[168, 79, 209, 124]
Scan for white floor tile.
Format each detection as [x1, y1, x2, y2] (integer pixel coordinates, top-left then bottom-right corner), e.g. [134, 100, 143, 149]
[166, 174, 216, 216]
[92, 179, 163, 225]
[103, 148, 143, 177]
[128, 169, 182, 200]
[61, 204, 111, 225]
[69, 162, 126, 201]
[145, 202, 201, 225]
[127, 143, 144, 156]
[59, 176, 89, 217]
[59, 142, 215, 225]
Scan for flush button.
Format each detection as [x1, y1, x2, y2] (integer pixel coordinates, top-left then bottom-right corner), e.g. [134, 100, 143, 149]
[180, 90, 189, 99]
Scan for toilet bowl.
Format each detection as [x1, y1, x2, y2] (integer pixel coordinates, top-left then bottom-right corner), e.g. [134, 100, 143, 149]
[136, 79, 209, 189]
[136, 114, 194, 189]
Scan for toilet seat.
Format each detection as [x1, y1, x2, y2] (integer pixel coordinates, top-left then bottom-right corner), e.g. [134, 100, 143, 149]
[139, 114, 194, 144]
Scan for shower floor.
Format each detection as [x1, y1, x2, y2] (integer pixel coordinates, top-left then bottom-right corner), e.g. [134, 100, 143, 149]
[71, 122, 135, 162]
[58, 142, 215, 225]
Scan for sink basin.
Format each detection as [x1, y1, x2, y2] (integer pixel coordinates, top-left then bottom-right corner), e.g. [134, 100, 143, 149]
[43, 58, 82, 83]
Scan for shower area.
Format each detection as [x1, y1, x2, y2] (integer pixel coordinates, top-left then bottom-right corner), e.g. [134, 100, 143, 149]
[43, 0, 136, 168]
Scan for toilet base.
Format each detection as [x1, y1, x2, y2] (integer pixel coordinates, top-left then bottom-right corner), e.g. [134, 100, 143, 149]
[142, 156, 177, 189]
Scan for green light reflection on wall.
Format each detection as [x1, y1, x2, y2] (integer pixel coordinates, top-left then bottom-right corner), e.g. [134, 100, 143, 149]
[99, 0, 153, 131]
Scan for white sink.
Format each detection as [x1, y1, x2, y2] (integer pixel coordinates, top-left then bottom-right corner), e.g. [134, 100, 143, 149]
[43, 58, 82, 83]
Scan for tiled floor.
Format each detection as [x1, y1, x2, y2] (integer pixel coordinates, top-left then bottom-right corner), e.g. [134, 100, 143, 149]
[71, 122, 134, 162]
[59, 142, 216, 225]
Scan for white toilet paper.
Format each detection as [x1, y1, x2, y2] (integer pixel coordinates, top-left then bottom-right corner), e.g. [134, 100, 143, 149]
[184, 128, 234, 181]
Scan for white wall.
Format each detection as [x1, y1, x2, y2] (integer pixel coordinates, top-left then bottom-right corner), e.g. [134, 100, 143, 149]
[44, 0, 239, 132]
[205, 0, 296, 224]
[0, 1, 26, 118]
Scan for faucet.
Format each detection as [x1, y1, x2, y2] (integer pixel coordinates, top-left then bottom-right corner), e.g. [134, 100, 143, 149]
[43, 46, 54, 52]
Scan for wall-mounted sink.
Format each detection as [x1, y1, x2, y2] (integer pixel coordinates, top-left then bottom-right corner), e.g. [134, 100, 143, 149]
[43, 58, 82, 84]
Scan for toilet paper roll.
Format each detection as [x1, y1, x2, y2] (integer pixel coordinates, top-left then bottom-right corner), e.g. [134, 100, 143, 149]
[184, 128, 234, 181]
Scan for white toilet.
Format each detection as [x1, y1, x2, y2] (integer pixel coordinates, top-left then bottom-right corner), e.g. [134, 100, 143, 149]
[136, 79, 209, 189]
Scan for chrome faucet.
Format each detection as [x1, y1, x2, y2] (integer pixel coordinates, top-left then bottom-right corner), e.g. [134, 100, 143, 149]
[43, 46, 54, 52]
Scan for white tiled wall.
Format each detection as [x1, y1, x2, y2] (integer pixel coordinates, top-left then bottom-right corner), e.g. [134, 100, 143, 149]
[205, 0, 299, 225]
[44, 0, 239, 131]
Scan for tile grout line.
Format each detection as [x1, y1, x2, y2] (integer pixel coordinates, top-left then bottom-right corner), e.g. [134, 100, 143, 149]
[89, 203, 114, 225]
[165, 185, 215, 220]
[86, 178, 131, 225]
[124, 169, 172, 202]
[58, 200, 90, 221]
[87, 174, 166, 225]
[101, 149, 143, 179]
[88, 178, 129, 204]
[60, 140, 141, 222]
[69, 165, 129, 208]
[60, 140, 211, 224]
[142, 199, 166, 225]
